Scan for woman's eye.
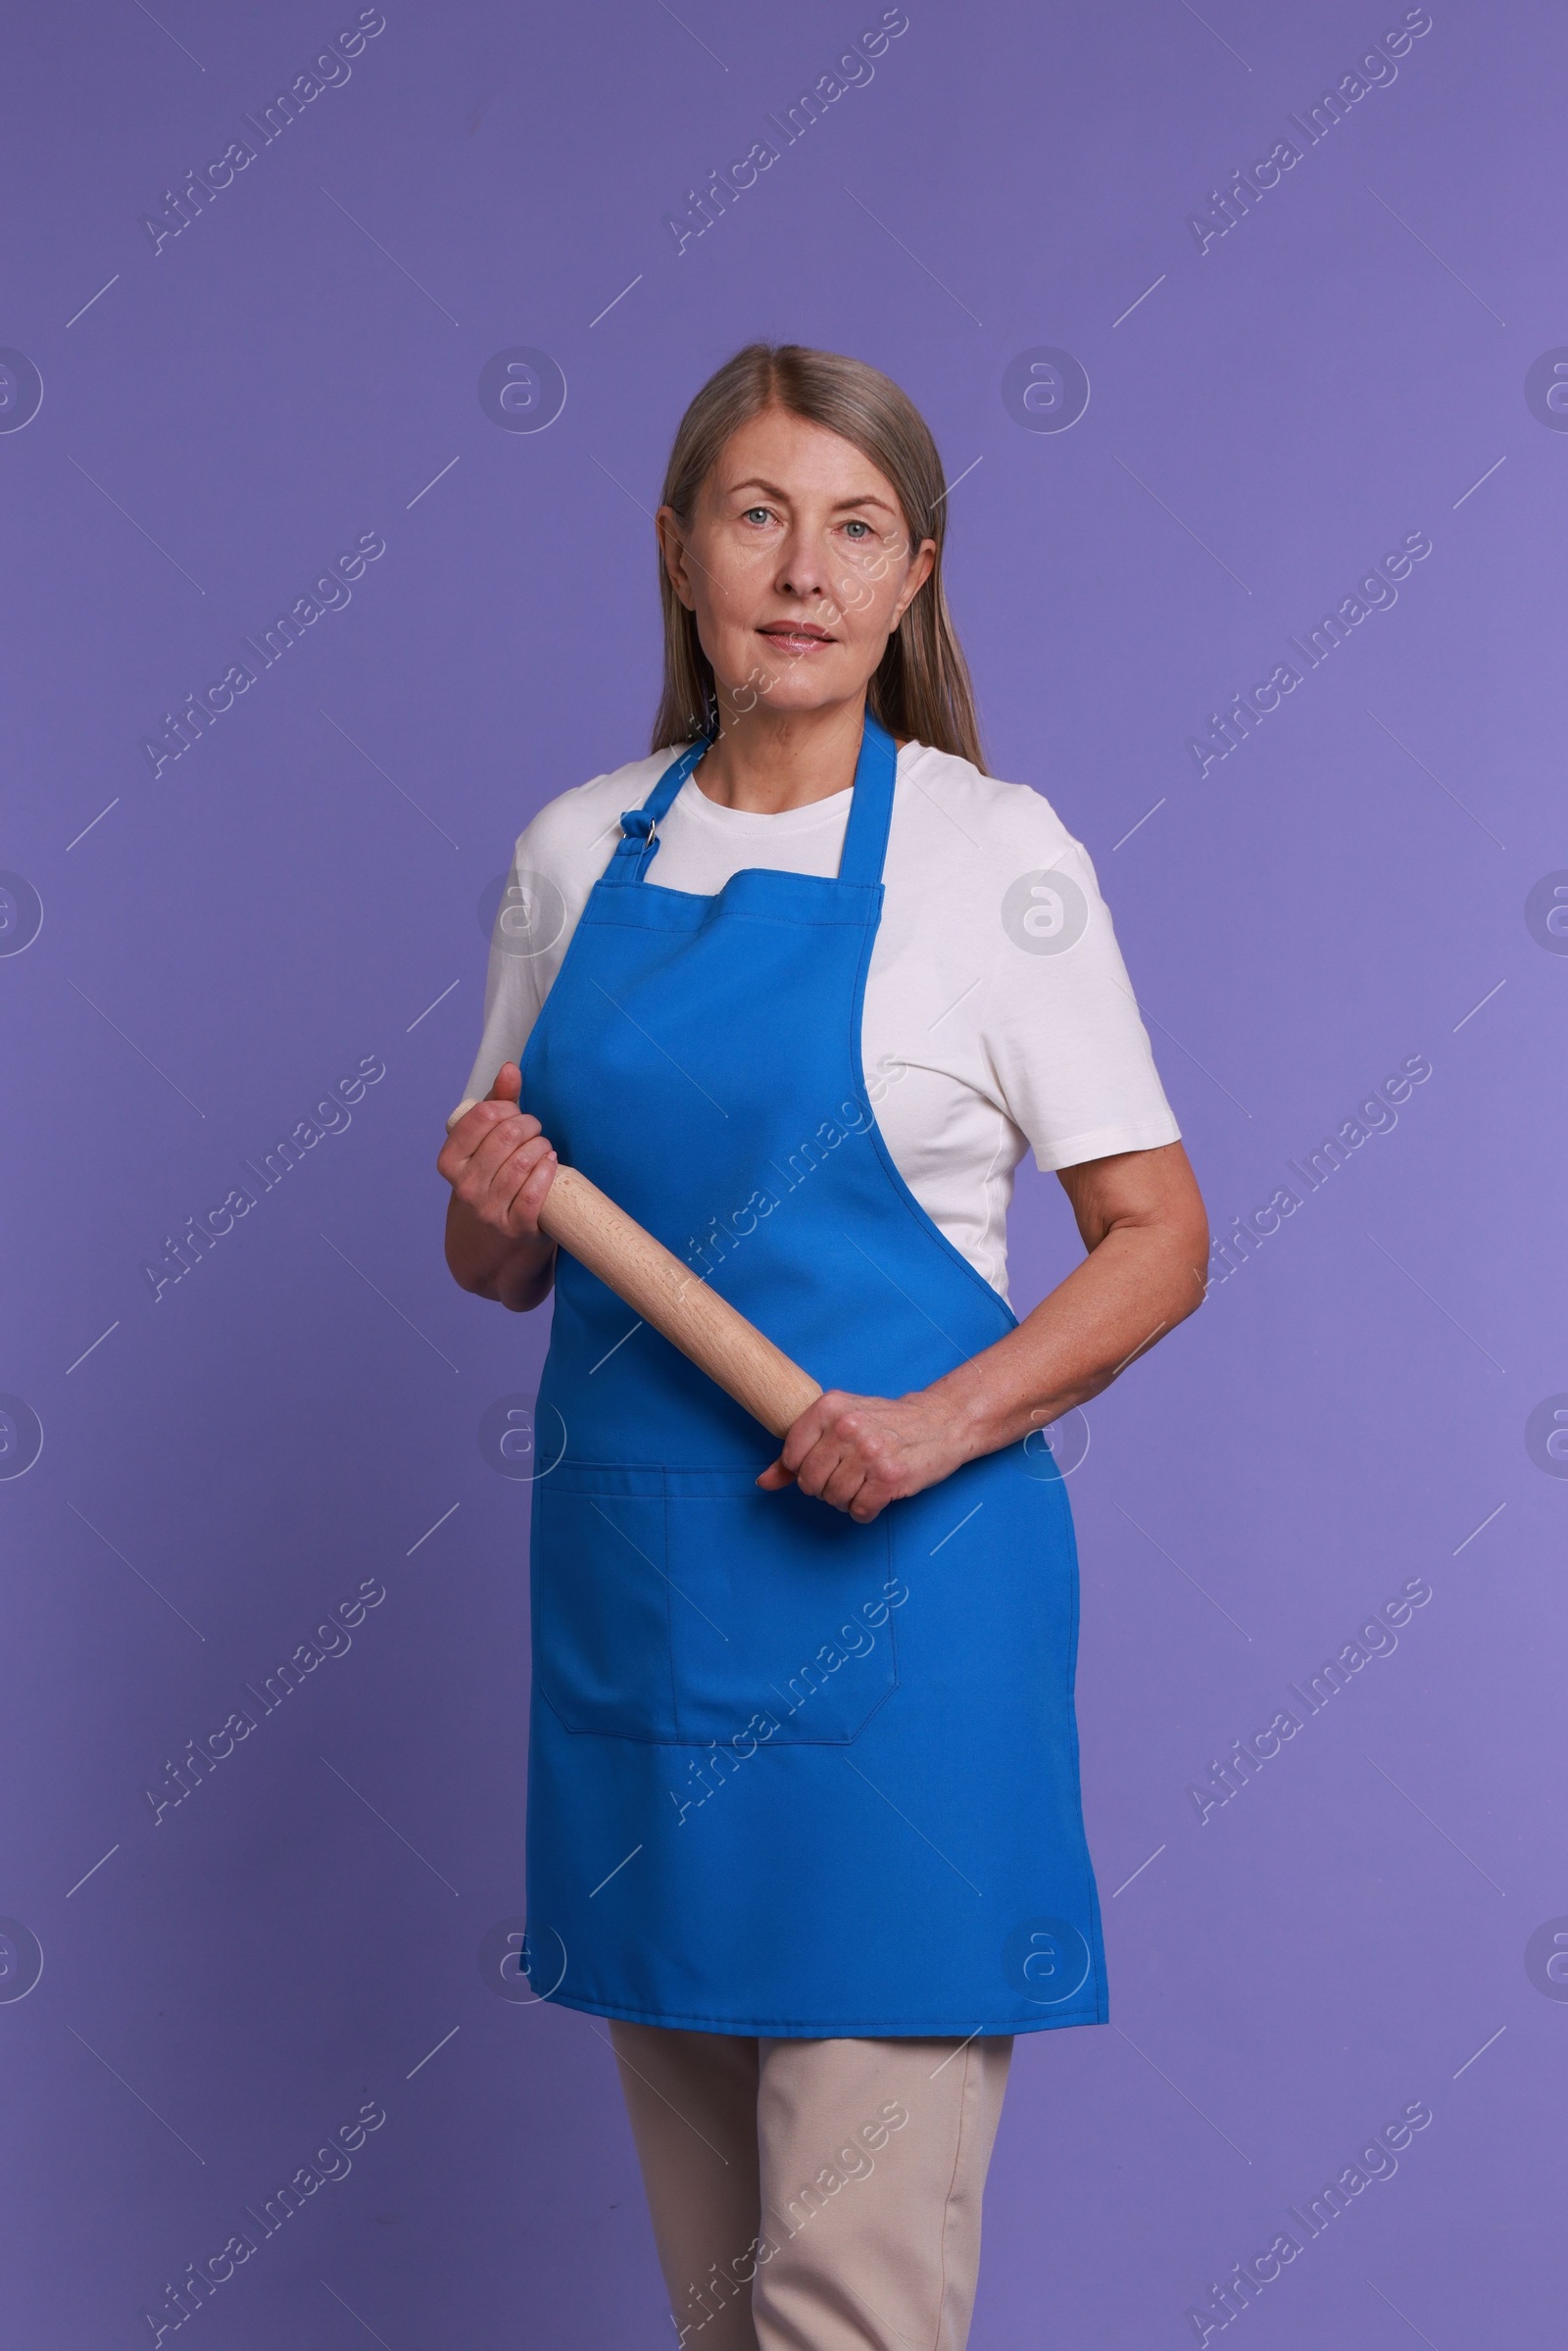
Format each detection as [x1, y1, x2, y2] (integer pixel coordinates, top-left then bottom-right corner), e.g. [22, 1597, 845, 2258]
[843, 519, 871, 540]
[741, 506, 772, 525]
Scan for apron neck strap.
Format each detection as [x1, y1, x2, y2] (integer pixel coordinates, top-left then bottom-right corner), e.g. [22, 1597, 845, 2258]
[611, 734, 713, 881]
[836, 709, 898, 887]
[611, 707, 899, 886]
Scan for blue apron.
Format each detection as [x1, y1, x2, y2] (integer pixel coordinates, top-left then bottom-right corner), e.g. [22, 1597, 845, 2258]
[518, 709, 1107, 2035]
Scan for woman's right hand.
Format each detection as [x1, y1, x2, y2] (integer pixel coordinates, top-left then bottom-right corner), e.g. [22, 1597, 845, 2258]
[437, 1062, 560, 1307]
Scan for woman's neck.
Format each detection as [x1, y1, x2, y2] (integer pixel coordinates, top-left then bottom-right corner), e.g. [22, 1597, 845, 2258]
[692, 699, 905, 814]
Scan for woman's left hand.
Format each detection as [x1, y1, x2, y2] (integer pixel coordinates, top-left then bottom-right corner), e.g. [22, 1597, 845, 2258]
[757, 1389, 968, 1522]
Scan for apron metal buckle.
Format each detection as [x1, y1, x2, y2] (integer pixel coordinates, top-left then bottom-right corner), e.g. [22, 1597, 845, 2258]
[617, 807, 661, 876]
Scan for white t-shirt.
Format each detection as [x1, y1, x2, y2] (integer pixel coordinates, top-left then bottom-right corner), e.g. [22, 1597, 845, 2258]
[456, 740, 1180, 1300]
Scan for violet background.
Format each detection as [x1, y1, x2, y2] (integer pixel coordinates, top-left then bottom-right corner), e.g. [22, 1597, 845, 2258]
[2, 1, 1562, 2343]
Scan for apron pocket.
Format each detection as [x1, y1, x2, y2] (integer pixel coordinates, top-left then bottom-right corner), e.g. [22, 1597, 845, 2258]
[535, 1468, 677, 1741]
[663, 1469, 899, 1745]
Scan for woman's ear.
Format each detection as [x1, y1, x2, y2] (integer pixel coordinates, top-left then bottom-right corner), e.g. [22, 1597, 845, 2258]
[893, 538, 930, 629]
[656, 507, 699, 611]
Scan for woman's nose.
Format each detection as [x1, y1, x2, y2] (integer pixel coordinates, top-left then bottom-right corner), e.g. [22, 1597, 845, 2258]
[773, 530, 831, 602]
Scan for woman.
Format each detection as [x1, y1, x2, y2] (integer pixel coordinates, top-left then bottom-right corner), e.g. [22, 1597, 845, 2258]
[439, 343, 1208, 2351]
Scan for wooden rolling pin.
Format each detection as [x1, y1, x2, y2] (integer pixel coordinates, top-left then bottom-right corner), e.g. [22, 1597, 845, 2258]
[446, 1100, 823, 1439]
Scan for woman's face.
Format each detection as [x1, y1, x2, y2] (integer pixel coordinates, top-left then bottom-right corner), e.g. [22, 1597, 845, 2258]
[658, 405, 936, 725]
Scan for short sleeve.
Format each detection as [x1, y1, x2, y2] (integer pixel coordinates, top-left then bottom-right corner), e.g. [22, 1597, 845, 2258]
[980, 835, 1181, 1172]
[449, 766, 643, 1126]
[448, 842, 551, 1123]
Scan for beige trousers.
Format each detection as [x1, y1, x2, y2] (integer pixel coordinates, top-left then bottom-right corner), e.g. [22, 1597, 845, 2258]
[608, 2020, 1013, 2351]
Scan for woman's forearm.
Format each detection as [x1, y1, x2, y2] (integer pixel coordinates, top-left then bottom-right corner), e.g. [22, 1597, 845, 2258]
[928, 1215, 1206, 1462]
[749, 1150, 1208, 1517]
[444, 1193, 557, 1312]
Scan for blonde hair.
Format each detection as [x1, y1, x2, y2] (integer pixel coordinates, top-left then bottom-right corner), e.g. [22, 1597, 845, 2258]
[649, 342, 987, 770]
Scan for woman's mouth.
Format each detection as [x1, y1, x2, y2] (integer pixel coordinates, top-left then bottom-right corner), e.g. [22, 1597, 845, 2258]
[757, 624, 836, 656]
